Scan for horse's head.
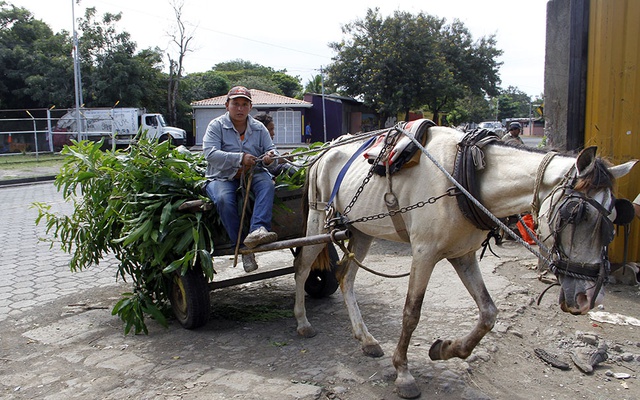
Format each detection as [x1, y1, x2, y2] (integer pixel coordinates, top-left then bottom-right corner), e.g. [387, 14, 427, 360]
[539, 147, 636, 314]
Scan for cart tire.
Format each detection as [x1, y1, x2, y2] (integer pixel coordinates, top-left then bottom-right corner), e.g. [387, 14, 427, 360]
[304, 243, 340, 298]
[169, 267, 210, 329]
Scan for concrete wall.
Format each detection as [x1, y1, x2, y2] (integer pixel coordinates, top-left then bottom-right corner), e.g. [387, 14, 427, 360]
[543, 0, 575, 150]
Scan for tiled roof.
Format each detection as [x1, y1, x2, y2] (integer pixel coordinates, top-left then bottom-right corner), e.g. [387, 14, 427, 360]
[191, 89, 312, 108]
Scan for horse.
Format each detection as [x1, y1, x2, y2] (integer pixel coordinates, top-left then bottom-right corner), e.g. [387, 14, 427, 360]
[292, 123, 637, 399]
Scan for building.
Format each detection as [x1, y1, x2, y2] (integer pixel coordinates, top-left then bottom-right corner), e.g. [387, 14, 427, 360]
[302, 93, 377, 142]
[544, 0, 640, 263]
[191, 89, 312, 146]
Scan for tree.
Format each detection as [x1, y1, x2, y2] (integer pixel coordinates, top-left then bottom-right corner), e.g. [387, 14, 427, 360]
[0, 2, 74, 108]
[181, 71, 229, 103]
[304, 74, 323, 94]
[77, 7, 165, 108]
[496, 86, 532, 120]
[212, 59, 302, 97]
[166, 0, 194, 127]
[327, 8, 502, 125]
[447, 90, 493, 126]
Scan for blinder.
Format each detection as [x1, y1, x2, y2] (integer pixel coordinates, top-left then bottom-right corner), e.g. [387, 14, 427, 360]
[613, 198, 635, 225]
[554, 189, 615, 246]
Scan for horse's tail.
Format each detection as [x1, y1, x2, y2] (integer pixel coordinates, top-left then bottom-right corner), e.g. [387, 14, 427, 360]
[299, 156, 332, 272]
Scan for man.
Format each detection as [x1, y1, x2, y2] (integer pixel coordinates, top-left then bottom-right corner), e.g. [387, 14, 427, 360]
[502, 121, 525, 146]
[304, 121, 312, 143]
[203, 86, 279, 272]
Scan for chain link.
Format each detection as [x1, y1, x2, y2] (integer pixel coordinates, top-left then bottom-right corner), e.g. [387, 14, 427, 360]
[342, 128, 401, 217]
[348, 187, 458, 224]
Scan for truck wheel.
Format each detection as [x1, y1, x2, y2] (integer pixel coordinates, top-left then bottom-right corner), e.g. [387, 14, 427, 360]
[169, 267, 210, 329]
[304, 243, 340, 298]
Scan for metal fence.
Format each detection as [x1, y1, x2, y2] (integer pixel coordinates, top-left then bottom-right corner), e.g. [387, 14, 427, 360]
[0, 108, 73, 155]
[0, 108, 126, 156]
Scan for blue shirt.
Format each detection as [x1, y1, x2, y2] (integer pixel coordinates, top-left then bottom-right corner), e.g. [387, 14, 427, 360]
[203, 113, 278, 180]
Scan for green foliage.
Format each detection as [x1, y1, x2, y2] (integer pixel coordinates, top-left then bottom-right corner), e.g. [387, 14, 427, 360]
[34, 136, 310, 334]
[448, 90, 494, 125]
[496, 86, 534, 120]
[0, 2, 74, 108]
[181, 71, 230, 103]
[327, 8, 502, 124]
[304, 74, 323, 94]
[212, 59, 302, 98]
[34, 137, 219, 334]
[77, 7, 166, 109]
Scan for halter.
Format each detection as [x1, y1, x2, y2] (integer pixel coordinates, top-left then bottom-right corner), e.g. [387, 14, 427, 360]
[539, 170, 616, 309]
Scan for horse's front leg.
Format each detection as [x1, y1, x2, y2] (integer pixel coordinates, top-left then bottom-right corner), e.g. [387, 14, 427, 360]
[429, 252, 498, 360]
[339, 233, 384, 357]
[392, 255, 436, 399]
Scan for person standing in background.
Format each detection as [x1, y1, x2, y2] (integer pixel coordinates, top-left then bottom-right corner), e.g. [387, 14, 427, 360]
[304, 121, 312, 144]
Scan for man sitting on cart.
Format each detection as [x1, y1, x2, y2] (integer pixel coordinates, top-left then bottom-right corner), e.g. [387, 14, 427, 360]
[203, 86, 280, 272]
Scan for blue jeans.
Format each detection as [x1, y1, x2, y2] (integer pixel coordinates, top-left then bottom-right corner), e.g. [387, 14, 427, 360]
[205, 171, 275, 246]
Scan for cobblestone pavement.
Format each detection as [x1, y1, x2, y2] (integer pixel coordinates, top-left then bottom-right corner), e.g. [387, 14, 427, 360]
[0, 182, 117, 322]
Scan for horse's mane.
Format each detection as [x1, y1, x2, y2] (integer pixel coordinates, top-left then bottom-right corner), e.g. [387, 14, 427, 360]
[490, 139, 615, 190]
[575, 157, 615, 191]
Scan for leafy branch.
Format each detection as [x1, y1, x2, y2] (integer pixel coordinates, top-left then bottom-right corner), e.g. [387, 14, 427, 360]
[34, 136, 308, 334]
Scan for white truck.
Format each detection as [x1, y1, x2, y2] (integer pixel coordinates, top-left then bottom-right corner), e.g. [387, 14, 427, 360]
[54, 107, 186, 148]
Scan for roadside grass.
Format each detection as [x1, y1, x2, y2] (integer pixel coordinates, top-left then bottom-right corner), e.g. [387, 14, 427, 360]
[0, 153, 65, 180]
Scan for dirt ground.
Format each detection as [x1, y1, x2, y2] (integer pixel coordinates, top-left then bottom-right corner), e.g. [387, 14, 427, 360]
[1, 239, 639, 400]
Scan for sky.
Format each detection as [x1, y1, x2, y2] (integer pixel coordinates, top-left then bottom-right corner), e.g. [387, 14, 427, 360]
[14, 0, 548, 98]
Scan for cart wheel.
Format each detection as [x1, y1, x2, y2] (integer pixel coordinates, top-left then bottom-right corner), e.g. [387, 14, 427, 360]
[169, 267, 210, 329]
[304, 243, 340, 298]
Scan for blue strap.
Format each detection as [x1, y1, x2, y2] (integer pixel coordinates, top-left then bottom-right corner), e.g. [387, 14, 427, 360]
[326, 136, 377, 211]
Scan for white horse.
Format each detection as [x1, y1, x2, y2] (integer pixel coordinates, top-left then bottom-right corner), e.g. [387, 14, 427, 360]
[293, 124, 636, 399]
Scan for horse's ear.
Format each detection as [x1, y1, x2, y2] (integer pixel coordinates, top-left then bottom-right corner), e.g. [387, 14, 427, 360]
[608, 159, 638, 178]
[576, 146, 597, 177]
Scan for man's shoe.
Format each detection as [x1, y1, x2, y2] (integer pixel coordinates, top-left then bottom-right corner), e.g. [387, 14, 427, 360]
[242, 253, 258, 273]
[243, 226, 278, 249]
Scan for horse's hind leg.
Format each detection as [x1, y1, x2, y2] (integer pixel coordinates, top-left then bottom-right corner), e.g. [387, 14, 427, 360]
[429, 252, 498, 361]
[338, 233, 383, 357]
[294, 210, 326, 338]
[392, 252, 436, 399]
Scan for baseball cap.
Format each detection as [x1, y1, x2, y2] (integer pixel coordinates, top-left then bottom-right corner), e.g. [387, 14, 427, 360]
[227, 86, 252, 101]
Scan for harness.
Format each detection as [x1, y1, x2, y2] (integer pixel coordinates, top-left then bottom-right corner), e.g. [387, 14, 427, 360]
[542, 182, 616, 308]
[452, 128, 501, 231]
[313, 123, 620, 295]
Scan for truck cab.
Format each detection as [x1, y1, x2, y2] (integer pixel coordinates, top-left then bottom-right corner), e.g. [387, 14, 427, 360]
[141, 113, 186, 145]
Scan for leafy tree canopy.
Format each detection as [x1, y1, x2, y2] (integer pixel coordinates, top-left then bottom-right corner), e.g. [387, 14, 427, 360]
[496, 86, 535, 120]
[0, 1, 74, 108]
[181, 70, 230, 103]
[76, 7, 166, 109]
[212, 59, 302, 98]
[327, 8, 502, 125]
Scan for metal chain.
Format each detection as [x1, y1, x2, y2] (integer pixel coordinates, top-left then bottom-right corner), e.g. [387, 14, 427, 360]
[342, 129, 399, 217]
[348, 187, 458, 224]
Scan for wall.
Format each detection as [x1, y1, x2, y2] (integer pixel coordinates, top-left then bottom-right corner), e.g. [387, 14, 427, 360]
[584, 0, 640, 262]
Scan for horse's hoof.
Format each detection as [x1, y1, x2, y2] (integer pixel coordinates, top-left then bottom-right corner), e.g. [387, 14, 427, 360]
[297, 326, 318, 338]
[429, 338, 450, 360]
[362, 343, 384, 358]
[395, 379, 421, 399]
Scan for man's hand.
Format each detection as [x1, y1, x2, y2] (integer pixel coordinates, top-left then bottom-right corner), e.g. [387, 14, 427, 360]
[262, 151, 276, 165]
[241, 152, 257, 167]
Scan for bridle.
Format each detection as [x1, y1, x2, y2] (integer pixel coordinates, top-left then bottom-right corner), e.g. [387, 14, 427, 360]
[538, 169, 616, 309]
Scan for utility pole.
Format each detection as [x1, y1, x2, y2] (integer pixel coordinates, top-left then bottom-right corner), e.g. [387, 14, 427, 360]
[71, 0, 84, 140]
[320, 66, 327, 143]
